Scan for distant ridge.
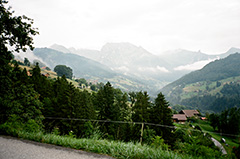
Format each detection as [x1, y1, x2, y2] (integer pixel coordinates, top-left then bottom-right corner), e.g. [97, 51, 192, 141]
[33, 48, 116, 79]
[162, 53, 240, 91]
[160, 53, 240, 112]
[50, 44, 71, 53]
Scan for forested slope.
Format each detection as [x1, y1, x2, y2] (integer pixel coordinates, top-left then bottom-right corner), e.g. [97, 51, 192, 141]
[161, 53, 240, 113]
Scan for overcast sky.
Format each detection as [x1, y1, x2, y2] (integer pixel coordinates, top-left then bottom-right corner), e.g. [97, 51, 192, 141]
[8, 0, 240, 54]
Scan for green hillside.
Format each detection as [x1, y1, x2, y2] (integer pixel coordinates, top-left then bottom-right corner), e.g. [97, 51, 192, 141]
[161, 53, 240, 113]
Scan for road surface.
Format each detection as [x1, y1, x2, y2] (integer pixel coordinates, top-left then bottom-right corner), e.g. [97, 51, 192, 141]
[211, 137, 227, 155]
[0, 136, 114, 159]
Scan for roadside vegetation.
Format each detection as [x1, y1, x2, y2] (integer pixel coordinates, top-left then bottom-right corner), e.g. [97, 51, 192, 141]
[0, 128, 193, 159]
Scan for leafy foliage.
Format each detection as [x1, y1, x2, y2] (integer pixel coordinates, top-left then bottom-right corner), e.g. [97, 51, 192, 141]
[54, 65, 73, 79]
[0, 0, 42, 134]
[0, 2, 227, 158]
[173, 126, 222, 158]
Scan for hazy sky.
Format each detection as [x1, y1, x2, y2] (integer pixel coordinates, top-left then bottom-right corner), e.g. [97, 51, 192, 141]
[8, 0, 240, 54]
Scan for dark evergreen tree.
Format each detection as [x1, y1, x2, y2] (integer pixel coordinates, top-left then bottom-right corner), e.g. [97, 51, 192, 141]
[151, 92, 174, 144]
[30, 63, 54, 100]
[209, 107, 240, 135]
[51, 75, 73, 134]
[133, 91, 151, 122]
[97, 82, 115, 120]
[209, 113, 220, 131]
[130, 91, 152, 141]
[129, 91, 136, 108]
[96, 82, 124, 139]
[73, 90, 96, 137]
[24, 57, 30, 66]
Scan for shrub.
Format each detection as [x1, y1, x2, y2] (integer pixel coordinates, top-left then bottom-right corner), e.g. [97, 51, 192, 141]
[142, 127, 156, 145]
[151, 136, 169, 150]
[51, 127, 60, 135]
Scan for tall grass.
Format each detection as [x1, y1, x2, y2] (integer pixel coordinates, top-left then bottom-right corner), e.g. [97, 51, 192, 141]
[7, 130, 196, 159]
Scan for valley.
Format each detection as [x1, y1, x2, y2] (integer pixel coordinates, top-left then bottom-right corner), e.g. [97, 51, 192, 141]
[14, 43, 240, 99]
[2, 1, 240, 158]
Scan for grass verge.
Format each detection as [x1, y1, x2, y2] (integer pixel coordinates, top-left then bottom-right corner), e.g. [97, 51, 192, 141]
[3, 130, 196, 159]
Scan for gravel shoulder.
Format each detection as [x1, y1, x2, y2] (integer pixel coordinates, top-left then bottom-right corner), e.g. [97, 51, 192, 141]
[0, 136, 114, 159]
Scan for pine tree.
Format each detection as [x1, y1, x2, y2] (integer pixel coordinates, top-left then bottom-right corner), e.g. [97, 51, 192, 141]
[133, 91, 151, 122]
[151, 92, 174, 144]
[130, 91, 152, 141]
[97, 82, 115, 120]
[72, 90, 96, 137]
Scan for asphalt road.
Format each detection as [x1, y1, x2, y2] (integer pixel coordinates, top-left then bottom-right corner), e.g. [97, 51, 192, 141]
[0, 136, 114, 159]
[211, 137, 227, 155]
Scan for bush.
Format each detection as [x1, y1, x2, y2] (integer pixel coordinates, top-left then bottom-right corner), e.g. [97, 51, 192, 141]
[0, 115, 24, 136]
[0, 114, 43, 136]
[151, 136, 169, 150]
[181, 142, 222, 158]
[83, 121, 94, 138]
[51, 127, 60, 135]
[142, 127, 156, 145]
[24, 119, 42, 133]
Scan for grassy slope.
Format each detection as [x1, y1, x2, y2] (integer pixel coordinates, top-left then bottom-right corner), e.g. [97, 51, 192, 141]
[192, 120, 240, 155]
[19, 65, 91, 90]
[175, 76, 240, 100]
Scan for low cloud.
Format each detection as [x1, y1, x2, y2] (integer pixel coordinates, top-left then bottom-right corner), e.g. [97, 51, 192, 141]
[156, 66, 170, 73]
[13, 49, 48, 66]
[138, 66, 169, 73]
[114, 66, 129, 72]
[174, 58, 219, 71]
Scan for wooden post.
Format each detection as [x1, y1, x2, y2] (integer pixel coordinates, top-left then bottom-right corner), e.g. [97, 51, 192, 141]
[140, 123, 144, 145]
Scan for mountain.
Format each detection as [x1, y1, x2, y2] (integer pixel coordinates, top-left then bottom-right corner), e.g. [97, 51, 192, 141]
[32, 48, 157, 94]
[98, 43, 173, 81]
[33, 48, 116, 79]
[160, 53, 240, 113]
[51, 43, 240, 85]
[50, 44, 72, 53]
[47, 43, 240, 91]
[159, 49, 216, 67]
[49, 43, 173, 90]
[217, 47, 240, 58]
[15, 43, 240, 98]
[50, 44, 101, 61]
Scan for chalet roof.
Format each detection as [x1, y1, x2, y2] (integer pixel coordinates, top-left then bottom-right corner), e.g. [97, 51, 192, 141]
[172, 114, 187, 121]
[179, 110, 199, 118]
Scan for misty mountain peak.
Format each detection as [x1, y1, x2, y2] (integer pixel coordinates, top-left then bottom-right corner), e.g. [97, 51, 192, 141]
[226, 47, 240, 54]
[101, 42, 151, 57]
[50, 44, 71, 53]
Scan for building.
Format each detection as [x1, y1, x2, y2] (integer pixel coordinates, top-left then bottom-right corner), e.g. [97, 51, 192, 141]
[172, 114, 187, 124]
[172, 110, 200, 124]
[179, 110, 200, 118]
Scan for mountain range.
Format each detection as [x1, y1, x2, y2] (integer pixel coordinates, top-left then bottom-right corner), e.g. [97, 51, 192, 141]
[49, 43, 240, 82]
[14, 42, 240, 96]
